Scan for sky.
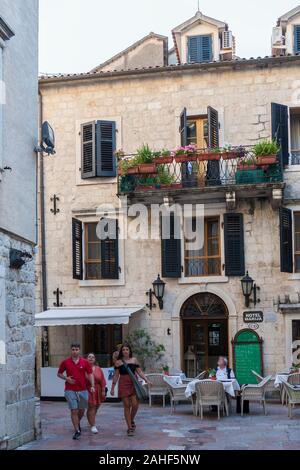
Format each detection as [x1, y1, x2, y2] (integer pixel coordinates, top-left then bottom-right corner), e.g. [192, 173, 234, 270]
[39, 0, 299, 74]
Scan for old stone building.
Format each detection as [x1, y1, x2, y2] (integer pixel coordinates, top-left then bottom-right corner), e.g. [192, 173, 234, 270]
[37, 8, 300, 397]
[0, 0, 38, 449]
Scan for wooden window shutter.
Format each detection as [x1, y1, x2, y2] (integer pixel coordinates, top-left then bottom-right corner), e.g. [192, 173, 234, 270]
[294, 25, 300, 53]
[279, 207, 293, 273]
[208, 106, 219, 148]
[271, 103, 289, 167]
[188, 36, 199, 63]
[72, 218, 83, 280]
[101, 219, 119, 279]
[224, 213, 245, 277]
[96, 121, 117, 177]
[81, 122, 96, 179]
[161, 214, 182, 278]
[179, 108, 187, 146]
[201, 35, 212, 62]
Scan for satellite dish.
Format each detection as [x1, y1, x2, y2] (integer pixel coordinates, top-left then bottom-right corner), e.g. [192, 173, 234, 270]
[41, 121, 56, 155]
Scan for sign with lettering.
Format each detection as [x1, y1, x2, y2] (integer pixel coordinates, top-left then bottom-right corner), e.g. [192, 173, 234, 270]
[232, 329, 263, 385]
[243, 311, 264, 323]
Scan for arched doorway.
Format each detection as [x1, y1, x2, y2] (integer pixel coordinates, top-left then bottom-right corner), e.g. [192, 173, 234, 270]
[181, 292, 229, 376]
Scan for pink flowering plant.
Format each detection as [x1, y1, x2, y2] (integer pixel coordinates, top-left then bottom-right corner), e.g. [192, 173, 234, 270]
[171, 144, 197, 157]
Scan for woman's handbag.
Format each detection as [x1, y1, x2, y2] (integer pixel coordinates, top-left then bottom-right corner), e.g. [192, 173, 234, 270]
[122, 362, 148, 402]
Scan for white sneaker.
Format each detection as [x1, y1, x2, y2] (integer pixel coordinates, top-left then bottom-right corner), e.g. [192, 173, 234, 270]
[91, 426, 98, 434]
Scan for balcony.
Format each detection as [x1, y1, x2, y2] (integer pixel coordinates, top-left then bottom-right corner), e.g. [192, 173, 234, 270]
[117, 146, 284, 209]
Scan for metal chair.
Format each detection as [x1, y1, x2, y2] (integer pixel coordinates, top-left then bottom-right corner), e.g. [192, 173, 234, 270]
[283, 382, 300, 419]
[145, 373, 169, 407]
[195, 380, 229, 420]
[163, 376, 195, 415]
[240, 375, 272, 416]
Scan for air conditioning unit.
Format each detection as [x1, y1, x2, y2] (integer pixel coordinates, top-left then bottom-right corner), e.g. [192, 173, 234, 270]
[222, 30, 233, 49]
[272, 26, 284, 46]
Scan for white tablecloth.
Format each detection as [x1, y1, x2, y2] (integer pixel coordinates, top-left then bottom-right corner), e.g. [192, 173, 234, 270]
[274, 374, 290, 388]
[185, 379, 240, 398]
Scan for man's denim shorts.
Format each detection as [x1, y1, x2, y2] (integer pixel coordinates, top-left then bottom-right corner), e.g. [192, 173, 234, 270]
[65, 390, 89, 410]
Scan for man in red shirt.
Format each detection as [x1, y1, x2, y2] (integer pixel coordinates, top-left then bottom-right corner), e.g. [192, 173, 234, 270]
[58, 343, 95, 440]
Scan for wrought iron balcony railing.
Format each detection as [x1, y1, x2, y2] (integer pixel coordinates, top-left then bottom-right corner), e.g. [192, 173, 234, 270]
[118, 147, 283, 195]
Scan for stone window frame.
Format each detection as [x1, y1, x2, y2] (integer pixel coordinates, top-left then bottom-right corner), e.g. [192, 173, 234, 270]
[75, 116, 122, 187]
[179, 203, 228, 285]
[74, 211, 125, 288]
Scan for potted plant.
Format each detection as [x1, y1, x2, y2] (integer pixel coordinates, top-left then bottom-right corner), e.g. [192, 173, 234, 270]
[155, 167, 175, 188]
[201, 147, 222, 161]
[253, 140, 280, 166]
[237, 157, 257, 171]
[135, 144, 157, 174]
[162, 365, 170, 376]
[174, 145, 198, 163]
[118, 158, 140, 176]
[208, 369, 217, 380]
[136, 176, 156, 191]
[290, 363, 300, 374]
[153, 149, 174, 165]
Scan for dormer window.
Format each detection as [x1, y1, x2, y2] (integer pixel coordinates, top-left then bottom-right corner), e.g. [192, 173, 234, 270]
[188, 35, 212, 63]
[294, 25, 300, 53]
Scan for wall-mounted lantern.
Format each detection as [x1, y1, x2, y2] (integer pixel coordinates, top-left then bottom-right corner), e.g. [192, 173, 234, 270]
[241, 271, 260, 308]
[146, 274, 166, 310]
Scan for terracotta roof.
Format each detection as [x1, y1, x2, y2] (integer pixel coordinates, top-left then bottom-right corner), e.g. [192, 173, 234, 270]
[39, 54, 300, 85]
[90, 32, 168, 73]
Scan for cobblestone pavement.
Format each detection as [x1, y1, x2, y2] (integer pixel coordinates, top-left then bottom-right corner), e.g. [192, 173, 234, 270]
[19, 400, 300, 450]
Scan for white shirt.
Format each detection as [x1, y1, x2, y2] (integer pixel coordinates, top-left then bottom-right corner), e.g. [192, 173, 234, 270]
[216, 367, 235, 381]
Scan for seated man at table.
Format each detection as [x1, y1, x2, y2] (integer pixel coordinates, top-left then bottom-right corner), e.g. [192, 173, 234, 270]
[215, 357, 235, 380]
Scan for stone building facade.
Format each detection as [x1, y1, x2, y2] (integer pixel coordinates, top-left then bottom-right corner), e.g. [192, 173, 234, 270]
[0, 0, 38, 450]
[37, 10, 300, 388]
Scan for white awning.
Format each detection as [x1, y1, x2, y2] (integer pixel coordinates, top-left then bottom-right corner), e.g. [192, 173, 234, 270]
[35, 306, 144, 327]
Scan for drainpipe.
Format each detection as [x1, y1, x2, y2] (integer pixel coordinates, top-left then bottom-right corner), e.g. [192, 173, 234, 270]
[39, 90, 49, 367]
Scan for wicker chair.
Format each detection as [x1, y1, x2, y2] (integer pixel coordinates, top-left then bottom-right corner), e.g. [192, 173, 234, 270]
[287, 373, 300, 385]
[182, 370, 208, 384]
[251, 370, 263, 383]
[163, 376, 194, 414]
[145, 374, 169, 407]
[195, 380, 229, 420]
[240, 375, 272, 416]
[283, 382, 300, 418]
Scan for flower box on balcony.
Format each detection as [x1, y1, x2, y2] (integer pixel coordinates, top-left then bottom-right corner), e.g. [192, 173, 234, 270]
[171, 183, 183, 189]
[126, 166, 140, 175]
[138, 163, 157, 174]
[256, 155, 277, 166]
[153, 156, 173, 165]
[198, 153, 221, 161]
[222, 151, 238, 160]
[174, 154, 190, 163]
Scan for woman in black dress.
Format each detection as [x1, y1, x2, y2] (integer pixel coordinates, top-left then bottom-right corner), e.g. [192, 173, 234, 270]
[110, 342, 151, 436]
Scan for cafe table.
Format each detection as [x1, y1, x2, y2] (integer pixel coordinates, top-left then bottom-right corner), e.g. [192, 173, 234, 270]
[274, 373, 290, 388]
[185, 378, 240, 399]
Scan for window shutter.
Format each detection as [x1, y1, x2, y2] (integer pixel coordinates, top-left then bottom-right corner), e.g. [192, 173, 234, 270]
[96, 121, 116, 177]
[72, 218, 83, 280]
[271, 103, 289, 167]
[224, 213, 245, 277]
[188, 35, 212, 63]
[207, 106, 220, 185]
[279, 207, 293, 273]
[101, 219, 119, 279]
[294, 25, 300, 53]
[81, 122, 96, 179]
[179, 108, 187, 146]
[161, 214, 182, 278]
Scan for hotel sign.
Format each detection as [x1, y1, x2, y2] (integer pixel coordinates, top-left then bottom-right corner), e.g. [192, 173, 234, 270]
[243, 311, 264, 323]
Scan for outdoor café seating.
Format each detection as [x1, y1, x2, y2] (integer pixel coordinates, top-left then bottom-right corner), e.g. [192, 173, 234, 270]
[282, 382, 300, 419]
[195, 380, 229, 420]
[163, 375, 195, 415]
[145, 373, 169, 407]
[240, 375, 272, 416]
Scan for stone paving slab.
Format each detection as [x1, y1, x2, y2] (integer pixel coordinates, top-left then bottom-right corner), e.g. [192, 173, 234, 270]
[19, 400, 300, 450]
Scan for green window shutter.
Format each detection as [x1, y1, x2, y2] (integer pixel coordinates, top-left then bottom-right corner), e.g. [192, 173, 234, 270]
[161, 214, 182, 278]
[101, 219, 119, 279]
[96, 121, 117, 177]
[224, 213, 245, 277]
[179, 108, 187, 146]
[81, 122, 96, 179]
[279, 207, 293, 273]
[72, 218, 83, 280]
